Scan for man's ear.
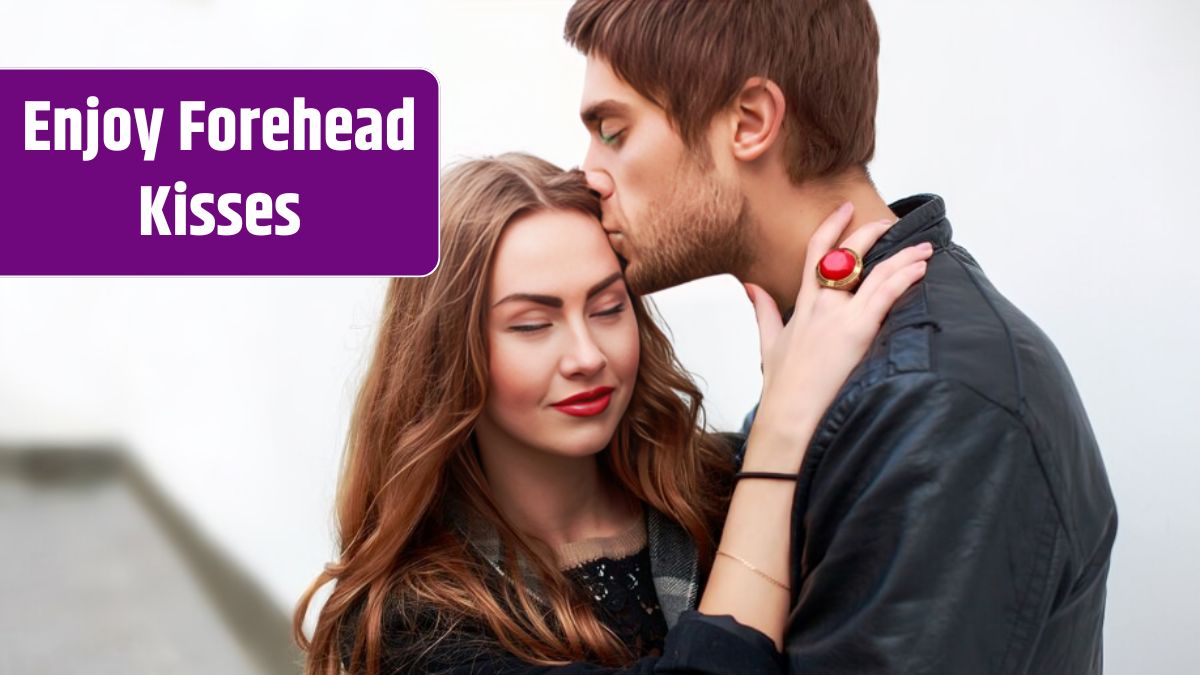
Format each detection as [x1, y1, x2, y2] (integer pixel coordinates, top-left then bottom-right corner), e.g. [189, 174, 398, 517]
[730, 77, 786, 163]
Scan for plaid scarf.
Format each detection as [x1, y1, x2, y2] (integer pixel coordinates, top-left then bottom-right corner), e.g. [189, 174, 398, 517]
[449, 501, 700, 629]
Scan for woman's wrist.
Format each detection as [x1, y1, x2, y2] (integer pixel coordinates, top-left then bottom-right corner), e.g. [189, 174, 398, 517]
[741, 412, 821, 474]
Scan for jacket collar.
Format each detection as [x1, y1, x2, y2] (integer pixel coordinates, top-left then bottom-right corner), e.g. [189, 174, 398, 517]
[863, 194, 953, 274]
[780, 194, 951, 325]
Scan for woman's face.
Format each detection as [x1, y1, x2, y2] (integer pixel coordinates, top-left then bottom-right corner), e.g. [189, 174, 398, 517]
[476, 208, 639, 460]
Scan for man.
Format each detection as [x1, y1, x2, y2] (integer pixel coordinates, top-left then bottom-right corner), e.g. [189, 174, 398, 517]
[565, 1, 1116, 673]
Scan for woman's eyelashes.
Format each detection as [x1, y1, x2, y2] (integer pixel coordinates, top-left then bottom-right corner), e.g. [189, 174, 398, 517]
[593, 302, 626, 318]
[507, 302, 626, 334]
[509, 322, 552, 333]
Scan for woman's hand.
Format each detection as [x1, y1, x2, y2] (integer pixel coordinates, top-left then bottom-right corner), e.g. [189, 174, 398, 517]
[743, 202, 933, 472]
[699, 202, 927, 644]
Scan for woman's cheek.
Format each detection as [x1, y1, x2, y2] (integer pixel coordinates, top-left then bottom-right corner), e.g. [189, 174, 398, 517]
[604, 317, 640, 393]
[622, 324, 640, 382]
[488, 334, 551, 410]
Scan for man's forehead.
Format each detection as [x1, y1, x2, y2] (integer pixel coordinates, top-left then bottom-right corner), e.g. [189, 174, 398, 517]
[579, 56, 643, 118]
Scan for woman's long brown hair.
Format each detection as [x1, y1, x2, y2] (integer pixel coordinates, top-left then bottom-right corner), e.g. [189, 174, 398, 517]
[293, 153, 734, 673]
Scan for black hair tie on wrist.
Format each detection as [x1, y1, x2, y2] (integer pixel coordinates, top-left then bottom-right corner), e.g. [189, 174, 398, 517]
[734, 471, 801, 482]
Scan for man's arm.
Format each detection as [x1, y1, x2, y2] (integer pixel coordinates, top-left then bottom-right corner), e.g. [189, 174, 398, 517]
[785, 373, 1064, 675]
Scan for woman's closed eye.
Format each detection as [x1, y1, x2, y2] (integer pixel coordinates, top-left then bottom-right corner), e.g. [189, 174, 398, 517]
[508, 321, 552, 333]
[592, 302, 626, 318]
[507, 303, 624, 333]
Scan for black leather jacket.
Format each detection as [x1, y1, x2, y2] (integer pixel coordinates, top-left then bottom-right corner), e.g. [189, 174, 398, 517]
[750, 194, 1117, 674]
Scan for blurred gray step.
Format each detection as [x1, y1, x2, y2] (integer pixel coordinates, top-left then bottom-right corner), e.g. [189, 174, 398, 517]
[0, 447, 301, 675]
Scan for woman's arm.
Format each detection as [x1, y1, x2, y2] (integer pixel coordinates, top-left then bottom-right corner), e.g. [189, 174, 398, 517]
[697, 206, 932, 649]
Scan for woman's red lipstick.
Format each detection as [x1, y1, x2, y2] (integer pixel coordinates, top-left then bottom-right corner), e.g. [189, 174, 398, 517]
[551, 386, 615, 417]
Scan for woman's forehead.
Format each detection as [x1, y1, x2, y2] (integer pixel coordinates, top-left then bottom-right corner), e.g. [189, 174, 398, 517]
[489, 209, 623, 301]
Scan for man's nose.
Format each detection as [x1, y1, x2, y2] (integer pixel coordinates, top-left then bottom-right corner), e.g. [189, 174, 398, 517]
[582, 148, 614, 199]
[584, 169, 614, 200]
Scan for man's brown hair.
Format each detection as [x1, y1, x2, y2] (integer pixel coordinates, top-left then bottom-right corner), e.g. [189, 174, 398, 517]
[565, 0, 880, 184]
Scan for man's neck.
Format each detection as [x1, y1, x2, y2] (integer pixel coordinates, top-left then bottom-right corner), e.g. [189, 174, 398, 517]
[741, 169, 895, 313]
[475, 435, 635, 550]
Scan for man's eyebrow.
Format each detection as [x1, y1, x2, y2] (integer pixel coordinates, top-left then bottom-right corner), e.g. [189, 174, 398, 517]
[492, 272, 625, 309]
[580, 99, 632, 126]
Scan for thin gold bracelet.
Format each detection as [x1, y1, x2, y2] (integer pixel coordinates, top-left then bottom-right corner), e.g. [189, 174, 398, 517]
[716, 549, 791, 592]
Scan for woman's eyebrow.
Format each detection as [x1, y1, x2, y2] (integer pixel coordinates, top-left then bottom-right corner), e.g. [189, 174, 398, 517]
[585, 271, 624, 298]
[493, 292, 562, 309]
[492, 272, 624, 309]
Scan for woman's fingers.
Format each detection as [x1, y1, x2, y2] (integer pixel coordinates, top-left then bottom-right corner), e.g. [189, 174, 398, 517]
[862, 260, 929, 325]
[745, 282, 783, 365]
[854, 242, 933, 302]
[838, 217, 898, 259]
[804, 202, 856, 267]
[797, 202, 856, 310]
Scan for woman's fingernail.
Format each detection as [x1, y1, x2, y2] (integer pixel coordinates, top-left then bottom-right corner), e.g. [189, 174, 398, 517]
[743, 283, 754, 302]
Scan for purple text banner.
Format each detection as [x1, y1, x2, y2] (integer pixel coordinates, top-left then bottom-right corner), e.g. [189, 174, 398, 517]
[0, 69, 438, 275]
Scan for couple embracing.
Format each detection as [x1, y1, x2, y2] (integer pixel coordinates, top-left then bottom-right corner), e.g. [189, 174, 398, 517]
[297, 2, 1116, 674]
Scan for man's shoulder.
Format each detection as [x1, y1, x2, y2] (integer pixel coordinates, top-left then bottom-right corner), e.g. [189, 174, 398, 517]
[853, 242, 1069, 419]
[831, 242, 1112, 560]
[813, 241, 1076, 474]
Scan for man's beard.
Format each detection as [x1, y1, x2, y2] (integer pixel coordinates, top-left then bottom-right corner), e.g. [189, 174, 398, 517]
[621, 156, 754, 295]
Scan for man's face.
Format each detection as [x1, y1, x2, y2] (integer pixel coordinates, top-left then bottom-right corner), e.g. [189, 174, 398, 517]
[579, 56, 752, 294]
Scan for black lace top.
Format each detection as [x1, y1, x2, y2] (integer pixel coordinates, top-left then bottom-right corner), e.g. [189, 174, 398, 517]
[562, 543, 669, 656]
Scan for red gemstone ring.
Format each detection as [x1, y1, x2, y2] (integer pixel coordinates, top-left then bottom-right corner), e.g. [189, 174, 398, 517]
[816, 247, 863, 290]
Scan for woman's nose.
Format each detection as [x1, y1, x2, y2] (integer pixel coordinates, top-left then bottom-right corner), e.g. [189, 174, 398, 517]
[561, 327, 607, 378]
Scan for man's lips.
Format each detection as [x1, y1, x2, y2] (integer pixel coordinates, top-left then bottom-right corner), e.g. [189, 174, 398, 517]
[604, 230, 628, 261]
[551, 386, 615, 417]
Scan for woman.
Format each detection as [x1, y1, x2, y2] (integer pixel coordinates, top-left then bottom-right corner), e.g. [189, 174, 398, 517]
[293, 153, 931, 674]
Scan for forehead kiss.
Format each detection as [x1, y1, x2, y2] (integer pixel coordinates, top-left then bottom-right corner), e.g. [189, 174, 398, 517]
[576, 60, 753, 295]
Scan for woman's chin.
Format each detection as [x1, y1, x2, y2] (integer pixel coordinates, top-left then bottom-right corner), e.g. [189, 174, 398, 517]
[537, 425, 619, 459]
[535, 397, 630, 458]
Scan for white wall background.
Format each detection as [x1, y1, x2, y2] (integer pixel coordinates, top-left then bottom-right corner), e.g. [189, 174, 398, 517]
[1, 1, 1197, 672]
